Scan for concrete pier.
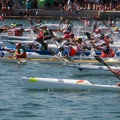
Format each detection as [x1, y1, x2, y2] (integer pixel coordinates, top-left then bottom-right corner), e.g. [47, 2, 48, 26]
[0, 9, 120, 20]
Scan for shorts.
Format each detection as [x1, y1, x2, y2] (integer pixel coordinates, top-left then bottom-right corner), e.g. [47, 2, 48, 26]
[26, 7, 31, 11]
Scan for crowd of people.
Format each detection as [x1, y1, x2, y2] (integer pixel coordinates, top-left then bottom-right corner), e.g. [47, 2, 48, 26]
[0, 0, 120, 16]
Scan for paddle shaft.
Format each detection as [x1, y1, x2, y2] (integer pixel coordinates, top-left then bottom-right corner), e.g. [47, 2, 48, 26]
[8, 52, 23, 64]
[95, 56, 120, 80]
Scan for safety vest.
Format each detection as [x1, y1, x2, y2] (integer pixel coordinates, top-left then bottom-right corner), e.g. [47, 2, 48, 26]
[101, 47, 115, 58]
[15, 48, 27, 58]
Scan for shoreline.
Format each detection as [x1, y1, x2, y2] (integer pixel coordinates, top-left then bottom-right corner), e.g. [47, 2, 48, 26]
[1, 9, 120, 20]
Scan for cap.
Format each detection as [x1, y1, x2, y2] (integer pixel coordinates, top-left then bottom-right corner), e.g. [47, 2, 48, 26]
[62, 40, 69, 45]
[58, 45, 64, 49]
[16, 43, 21, 47]
[95, 28, 101, 33]
[114, 27, 119, 31]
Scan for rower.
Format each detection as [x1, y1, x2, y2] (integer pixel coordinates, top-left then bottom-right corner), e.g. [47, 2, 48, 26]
[5, 43, 27, 59]
[62, 20, 73, 34]
[28, 38, 48, 50]
[107, 18, 115, 27]
[4, 22, 23, 36]
[49, 45, 69, 59]
[93, 44, 115, 58]
[113, 27, 120, 39]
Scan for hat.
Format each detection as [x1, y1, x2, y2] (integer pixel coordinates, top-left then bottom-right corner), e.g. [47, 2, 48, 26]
[105, 33, 110, 37]
[114, 27, 119, 31]
[11, 22, 17, 27]
[58, 45, 64, 49]
[16, 43, 21, 47]
[95, 28, 101, 33]
[62, 40, 69, 45]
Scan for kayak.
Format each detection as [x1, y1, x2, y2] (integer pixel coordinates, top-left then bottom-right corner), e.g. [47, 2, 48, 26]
[0, 56, 120, 65]
[0, 51, 55, 59]
[68, 64, 120, 75]
[0, 28, 36, 41]
[0, 57, 27, 64]
[21, 77, 120, 92]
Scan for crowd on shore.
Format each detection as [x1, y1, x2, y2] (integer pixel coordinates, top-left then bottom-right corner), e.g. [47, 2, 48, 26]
[0, 0, 120, 16]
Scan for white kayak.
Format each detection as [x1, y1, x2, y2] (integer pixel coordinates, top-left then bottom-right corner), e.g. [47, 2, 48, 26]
[68, 64, 120, 75]
[0, 51, 55, 59]
[21, 77, 120, 92]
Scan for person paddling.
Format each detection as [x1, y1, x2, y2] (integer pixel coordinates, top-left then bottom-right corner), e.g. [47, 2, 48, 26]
[4, 43, 27, 59]
[48, 45, 69, 60]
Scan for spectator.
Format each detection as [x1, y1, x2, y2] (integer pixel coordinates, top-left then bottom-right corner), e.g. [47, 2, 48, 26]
[25, 0, 32, 16]
[7, 0, 14, 16]
[1, 0, 7, 16]
[84, 0, 89, 10]
[32, 0, 38, 9]
[73, 0, 80, 15]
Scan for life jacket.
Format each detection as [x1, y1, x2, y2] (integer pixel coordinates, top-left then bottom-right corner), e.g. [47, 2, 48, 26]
[37, 31, 44, 39]
[15, 28, 23, 36]
[15, 48, 27, 58]
[101, 47, 115, 58]
[69, 46, 76, 56]
[104, 38, 109, 47]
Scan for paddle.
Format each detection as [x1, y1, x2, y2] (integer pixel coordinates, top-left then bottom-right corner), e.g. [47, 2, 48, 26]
[48, 47, 70, 65]
[28, 11, 38, 26]
[2, 48, 23, 64]
[102, 21, 115, 36]
[94, 55, 120, 80]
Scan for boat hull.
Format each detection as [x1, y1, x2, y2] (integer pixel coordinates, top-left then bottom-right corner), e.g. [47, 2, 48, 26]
[21, 77, 120, 92]
[68, 65, 120, 75]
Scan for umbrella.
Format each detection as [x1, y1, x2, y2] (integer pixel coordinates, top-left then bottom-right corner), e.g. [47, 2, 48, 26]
[38, 0, 55, 7]
[38, 0, 46, 7]
[48, 0, 54, 4]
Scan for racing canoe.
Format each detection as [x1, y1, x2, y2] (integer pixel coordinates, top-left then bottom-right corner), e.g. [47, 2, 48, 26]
[68, 64, 120, 75]
[21, 77, 120, 92]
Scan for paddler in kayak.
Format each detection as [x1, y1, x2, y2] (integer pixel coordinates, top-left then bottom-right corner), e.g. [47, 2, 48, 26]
[4, 43, 27, 59]
[4, 22, 24, 36]
[48, 45, 69, 60]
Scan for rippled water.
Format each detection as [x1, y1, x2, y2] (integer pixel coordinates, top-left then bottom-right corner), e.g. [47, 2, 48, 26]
[0, 61, 120, 120]
[0, 19, 120, 120]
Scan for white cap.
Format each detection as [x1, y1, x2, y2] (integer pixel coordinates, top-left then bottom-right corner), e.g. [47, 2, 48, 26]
[58, 45, 63, 49]
[62, 40, 69, 45]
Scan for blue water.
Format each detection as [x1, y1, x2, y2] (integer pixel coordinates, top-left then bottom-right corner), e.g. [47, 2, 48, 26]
[0, 61, 120, 120]
[0, 19, 120, 120]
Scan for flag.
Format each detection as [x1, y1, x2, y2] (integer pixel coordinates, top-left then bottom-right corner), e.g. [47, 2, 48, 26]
[0, 16, 4, 22]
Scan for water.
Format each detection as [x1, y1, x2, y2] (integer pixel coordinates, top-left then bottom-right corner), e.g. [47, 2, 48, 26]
[0, 61, 120, 120]
[0, 19, 120, 120]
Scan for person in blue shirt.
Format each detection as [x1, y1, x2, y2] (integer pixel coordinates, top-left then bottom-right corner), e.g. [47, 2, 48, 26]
[25, 0, 32, 16]
[48, 45, 69, 59]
